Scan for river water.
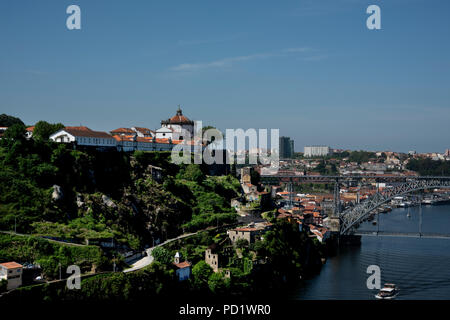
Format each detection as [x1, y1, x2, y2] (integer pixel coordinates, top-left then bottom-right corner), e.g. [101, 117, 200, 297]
[291, 204, 450, 299]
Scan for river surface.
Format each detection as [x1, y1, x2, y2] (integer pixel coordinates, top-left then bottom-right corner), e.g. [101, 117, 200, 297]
[291, 204, 450, 299]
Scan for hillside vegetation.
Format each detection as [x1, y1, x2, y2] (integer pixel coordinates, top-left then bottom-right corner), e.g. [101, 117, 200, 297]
[0, 123, 239, 253]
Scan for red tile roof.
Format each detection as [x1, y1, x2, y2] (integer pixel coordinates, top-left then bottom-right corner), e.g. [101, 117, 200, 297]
[64, 126, 113, 139]
[0, 262, 23, 269]
[110, 128, 134, 134]
[162, 108, 194, 125]
[174, 261, 192, 269]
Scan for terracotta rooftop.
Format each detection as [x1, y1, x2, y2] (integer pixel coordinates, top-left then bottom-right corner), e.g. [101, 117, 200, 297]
[161, 107, 194, 125]
[64, 126, 113, 139]
[110, 128, 135, 134]
[174, 261, 192, 269]
[0, 262, 23, 269]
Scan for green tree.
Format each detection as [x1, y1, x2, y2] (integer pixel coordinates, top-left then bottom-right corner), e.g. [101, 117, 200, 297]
[235, 238, 249, 249]
[182, 164, 205, 183]
[0, 114, 24, 127]
[192, 260, 213, 287]
[33, 121, 64, 141]
[151, 247, 173, 265]
[3, 123, 26, 142]
[208, 272, 229, 294]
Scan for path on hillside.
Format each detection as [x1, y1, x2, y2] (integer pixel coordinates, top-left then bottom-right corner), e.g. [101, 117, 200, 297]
[123, 232, 197, 273]
[0, 231, 86, 247]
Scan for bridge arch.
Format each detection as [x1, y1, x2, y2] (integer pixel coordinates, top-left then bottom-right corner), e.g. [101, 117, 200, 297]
[339, 179, 450, 235]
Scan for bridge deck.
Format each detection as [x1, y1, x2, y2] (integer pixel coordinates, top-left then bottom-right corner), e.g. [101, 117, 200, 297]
[354, 230, 450, 239]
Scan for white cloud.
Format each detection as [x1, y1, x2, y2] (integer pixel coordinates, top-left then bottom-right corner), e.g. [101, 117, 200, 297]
[169, 47, 314, 72]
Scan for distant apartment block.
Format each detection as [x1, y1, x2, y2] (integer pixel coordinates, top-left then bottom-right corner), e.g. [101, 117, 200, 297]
[279, 136, 294, 158]
[445, 149, 450, 157]
[304, 145, 330, 157]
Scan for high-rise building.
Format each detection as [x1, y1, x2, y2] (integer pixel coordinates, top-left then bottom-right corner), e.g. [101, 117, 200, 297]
[304, 145, 330, 157]
[445, 149, 450, 157]
[279, 136, 294, 158]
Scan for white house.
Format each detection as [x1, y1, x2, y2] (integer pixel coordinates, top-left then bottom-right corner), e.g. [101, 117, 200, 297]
[0, 261, 23, 290]
[26, 126, 34, 139]
[50, 126, 116, 148]
[155, 127, 174, 140]
[132, 127, 155, 138]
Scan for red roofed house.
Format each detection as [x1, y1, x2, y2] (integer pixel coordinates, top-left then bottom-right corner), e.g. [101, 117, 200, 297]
[0, 261, 23, 290]
[26, 126, 34, 139]
[50, 126, 116, 148]
[309, 226, 330, 243]
[173, 252, 191, 281]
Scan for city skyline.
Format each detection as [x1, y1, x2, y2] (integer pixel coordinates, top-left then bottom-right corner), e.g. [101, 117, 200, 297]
[1, 0, 450, 153]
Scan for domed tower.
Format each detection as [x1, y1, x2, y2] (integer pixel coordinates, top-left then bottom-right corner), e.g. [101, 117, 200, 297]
[160, 105, 194, 140]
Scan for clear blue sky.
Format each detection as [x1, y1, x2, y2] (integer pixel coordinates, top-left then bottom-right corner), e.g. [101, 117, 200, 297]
[1, 0, 449, 153]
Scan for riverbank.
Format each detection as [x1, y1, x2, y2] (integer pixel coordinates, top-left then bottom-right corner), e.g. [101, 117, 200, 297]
[289, 204, 450, 299]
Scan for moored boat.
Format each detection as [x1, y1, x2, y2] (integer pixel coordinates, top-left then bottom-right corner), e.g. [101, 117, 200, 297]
[375, 283, 399, 300]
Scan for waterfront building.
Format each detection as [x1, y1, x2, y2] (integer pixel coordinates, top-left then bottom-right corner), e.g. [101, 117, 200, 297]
[304, 145, 330, 157]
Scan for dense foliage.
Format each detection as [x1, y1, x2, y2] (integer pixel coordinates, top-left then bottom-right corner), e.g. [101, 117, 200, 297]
[0, 115, 239, 252]
[0, 234, 108, 279]
[0, 114, 24, 127]
[32, 121, 65, 141]
[406, 158, 450, 176]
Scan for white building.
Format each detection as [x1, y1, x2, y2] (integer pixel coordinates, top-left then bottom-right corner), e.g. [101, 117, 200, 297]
[304, 146, 330, 157]
[155, 127, 174, 140]
[159, 106, 194, 141]
[0, 262, 23, 290]
[50, 126, 116, 148]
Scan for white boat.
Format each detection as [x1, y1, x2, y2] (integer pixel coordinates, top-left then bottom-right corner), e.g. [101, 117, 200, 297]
[375, 283, 399, 300]
[422, 198, 436, 205]
[399, 201, 412, 208]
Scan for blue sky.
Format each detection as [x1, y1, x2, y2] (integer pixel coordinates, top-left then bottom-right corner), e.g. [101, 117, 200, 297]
[1, 0, 449, 153]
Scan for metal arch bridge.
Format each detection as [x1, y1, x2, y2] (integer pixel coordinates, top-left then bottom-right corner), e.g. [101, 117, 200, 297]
[259, 174, 450, 235]
[339, 177, 450, 235]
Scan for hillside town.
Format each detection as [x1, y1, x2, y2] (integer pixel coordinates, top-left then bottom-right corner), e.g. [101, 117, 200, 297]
[1, 109, 450, 296]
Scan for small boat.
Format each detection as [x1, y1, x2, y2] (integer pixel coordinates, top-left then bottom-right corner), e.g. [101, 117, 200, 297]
[375, 283, 399, 300]
[422, 198, 436, 205]
[372, 221, 377, 225]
